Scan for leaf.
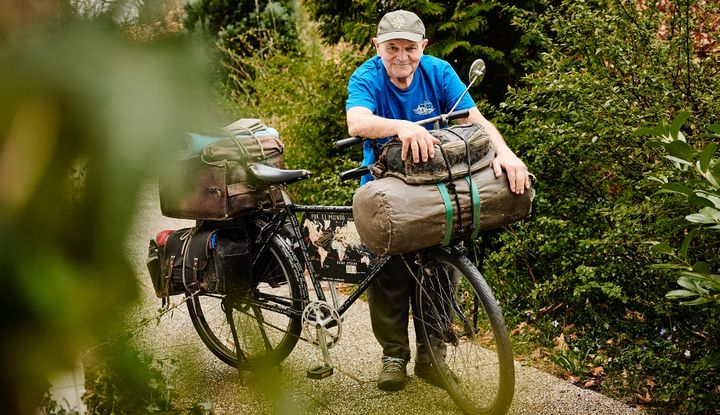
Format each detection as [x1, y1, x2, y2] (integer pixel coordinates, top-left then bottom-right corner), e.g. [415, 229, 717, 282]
[670, 111, 689, 139]
[680, 297, 712, 306]
[657, 182, 693, 196]
[637, 390, 653, 404]
[664, 155, 694, 168]
[634, 126, 664, 137]
[678, 274, 714, 295]
[679, 229, 700, 258]
[686, 211, 715, 224]
[699, 142, 718, 173]
[650, 241, 674, 255]
[706, 171, 720, 188]
[692, 262, 712, 274]
[692, 191, 720, 209]
[554, 333, 569, 351]
[708, 124, 720, 135]
[665, 289, 697, 299]
[663, 140, 694, 162]
[688, 193, 716, 209]
[650, 263, 689, 270]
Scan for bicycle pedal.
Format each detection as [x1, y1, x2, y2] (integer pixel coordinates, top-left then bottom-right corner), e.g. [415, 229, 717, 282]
[306, 365, 334, 379]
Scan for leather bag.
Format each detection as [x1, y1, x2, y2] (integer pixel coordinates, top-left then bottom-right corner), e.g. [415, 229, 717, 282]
[159, 118, 285, 220]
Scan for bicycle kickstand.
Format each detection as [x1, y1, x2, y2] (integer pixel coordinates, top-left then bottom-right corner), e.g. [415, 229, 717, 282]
[306, 325, 334, 379]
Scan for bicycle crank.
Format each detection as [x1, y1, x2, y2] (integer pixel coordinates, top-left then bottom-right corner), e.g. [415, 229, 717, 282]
[302, 300, 342, 379]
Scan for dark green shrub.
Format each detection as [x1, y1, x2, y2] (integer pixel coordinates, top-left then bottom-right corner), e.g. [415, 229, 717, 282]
[482, 0, 720, 412]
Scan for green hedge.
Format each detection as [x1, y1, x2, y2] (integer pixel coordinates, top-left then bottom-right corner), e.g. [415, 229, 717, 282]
[485, 1, 719, 412]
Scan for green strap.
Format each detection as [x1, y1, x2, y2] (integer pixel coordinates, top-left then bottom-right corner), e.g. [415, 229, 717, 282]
[465, 176, 481, 240]
[437, 183, 454, 246]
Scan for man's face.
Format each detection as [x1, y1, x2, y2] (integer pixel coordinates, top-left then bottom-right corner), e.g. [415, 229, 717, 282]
[374, 38, 428, 82]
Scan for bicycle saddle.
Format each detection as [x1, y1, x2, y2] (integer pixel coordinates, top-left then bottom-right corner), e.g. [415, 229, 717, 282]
[249, 163, 311, 185]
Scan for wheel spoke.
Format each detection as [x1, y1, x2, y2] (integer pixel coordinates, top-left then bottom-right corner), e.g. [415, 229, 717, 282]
[416, 249, 515, 415]
[186, 233, 305, 370]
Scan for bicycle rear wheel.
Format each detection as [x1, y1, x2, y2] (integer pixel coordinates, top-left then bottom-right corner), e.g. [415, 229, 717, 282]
[415, 248, 515, 415]
[187, 233, 306, 370]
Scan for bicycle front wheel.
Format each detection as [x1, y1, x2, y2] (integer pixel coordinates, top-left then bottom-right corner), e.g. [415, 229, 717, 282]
[187, 233, 306, 370]
[415, 248, 515, 415]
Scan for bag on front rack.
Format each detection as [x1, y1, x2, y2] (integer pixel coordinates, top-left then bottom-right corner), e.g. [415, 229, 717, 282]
[369, 123, 492, 184]
[159, 118, 286, 220]
[145, 224, 252, 301]
[352, 148, 534, 257]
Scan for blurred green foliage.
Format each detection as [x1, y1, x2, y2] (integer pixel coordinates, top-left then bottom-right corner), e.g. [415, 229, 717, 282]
[82, 337, 212, 414]
[183, 0, 301, 94]
[184, 0, 299, 56]
[0, 9, 214, 413]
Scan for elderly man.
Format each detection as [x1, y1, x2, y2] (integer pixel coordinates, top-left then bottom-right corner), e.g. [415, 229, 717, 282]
[345, 9, 529, 391]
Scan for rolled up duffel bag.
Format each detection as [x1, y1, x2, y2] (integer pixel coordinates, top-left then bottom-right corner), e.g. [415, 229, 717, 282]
[369, 123, 492, 184]
[352, 149, 534, 257]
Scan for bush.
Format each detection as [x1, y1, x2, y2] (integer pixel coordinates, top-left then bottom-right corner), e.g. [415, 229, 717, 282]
[482, 0, 720, 412]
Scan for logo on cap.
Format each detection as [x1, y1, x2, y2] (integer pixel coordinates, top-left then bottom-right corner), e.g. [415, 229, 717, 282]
[390, 15, 406, 29]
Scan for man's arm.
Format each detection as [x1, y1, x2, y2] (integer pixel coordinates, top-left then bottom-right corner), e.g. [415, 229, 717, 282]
[347, 106, 439, 163]
[460, 107, 530, 194]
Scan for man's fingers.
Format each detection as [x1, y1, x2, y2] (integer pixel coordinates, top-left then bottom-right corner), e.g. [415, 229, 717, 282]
[492, 158, 503, 178]
[418, 137, 429, 162]
[506, 168, 517, 193]
[411, 140, 420, 163]
[515, 173, 524, 194]
[401, 139, 410, 161]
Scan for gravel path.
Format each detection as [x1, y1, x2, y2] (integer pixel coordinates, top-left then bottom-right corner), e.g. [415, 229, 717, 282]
[124, 184, 644, 415]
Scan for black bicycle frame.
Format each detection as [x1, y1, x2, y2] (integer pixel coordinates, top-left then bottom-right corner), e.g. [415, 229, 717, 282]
[255, 202, 390, 318]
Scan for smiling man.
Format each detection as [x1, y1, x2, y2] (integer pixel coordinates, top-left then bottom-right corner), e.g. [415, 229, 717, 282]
[345, 10, 529, 392]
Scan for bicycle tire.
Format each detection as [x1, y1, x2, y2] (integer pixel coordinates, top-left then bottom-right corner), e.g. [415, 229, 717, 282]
[187, 232, 306, 370]
[415, 248, 515, 415]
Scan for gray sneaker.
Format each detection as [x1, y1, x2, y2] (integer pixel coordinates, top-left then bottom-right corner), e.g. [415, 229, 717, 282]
[377, 356, 407, 391]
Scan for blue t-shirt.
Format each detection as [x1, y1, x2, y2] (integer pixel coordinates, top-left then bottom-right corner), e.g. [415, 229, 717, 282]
[346, 55, 476, 184]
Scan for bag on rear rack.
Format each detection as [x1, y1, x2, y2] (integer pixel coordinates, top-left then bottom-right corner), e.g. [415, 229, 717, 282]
[146, 223, 252, 302]
[159, 118, 286, 220]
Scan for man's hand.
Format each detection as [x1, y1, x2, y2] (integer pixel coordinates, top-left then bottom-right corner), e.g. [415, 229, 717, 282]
[492, 151, 530, 194]
[397, 121, 440, 163]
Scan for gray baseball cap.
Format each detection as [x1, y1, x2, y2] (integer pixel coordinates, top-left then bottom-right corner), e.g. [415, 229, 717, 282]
[376, 10, 425, 43]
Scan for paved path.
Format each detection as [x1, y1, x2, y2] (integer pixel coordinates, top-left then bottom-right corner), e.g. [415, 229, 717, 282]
[124, 184, 644, 415]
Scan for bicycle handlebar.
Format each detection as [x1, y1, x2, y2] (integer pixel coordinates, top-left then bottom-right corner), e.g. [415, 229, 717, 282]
[335, 136, 362, 150]
[334, 109, 471, 150]
[339, 166, 370, 181]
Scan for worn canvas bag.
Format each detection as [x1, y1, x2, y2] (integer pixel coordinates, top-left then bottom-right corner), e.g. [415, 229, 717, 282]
[370, 123, 492, 184]
[353, 148, 534, 257]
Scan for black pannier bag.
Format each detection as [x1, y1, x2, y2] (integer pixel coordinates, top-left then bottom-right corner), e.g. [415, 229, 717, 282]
[146, 223, 252, 303]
